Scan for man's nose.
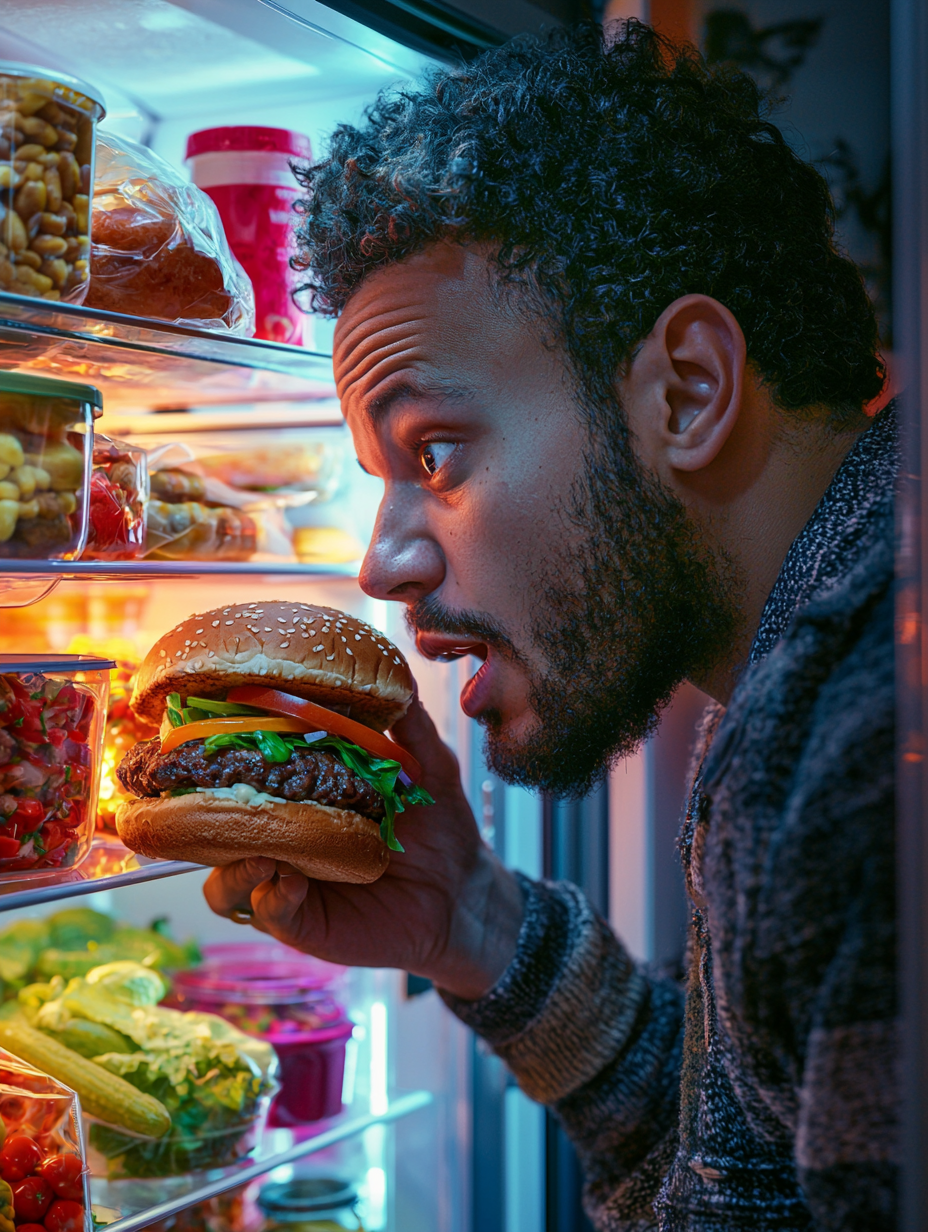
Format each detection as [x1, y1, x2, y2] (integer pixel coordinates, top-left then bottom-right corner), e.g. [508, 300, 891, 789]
[359, 486, 445, 602]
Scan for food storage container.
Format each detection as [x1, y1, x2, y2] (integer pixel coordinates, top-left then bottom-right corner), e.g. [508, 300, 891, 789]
[258, 1178, 363, 1231]
[0, 372, 100, 561]
[96, 658, 158, 835]
[167, 944, 352, 1126]
[81, 433, 148, 561]
[85, 1101, 273, 1179]
[186, 126, 312, 346]
[0, 1046, 91, 1231]
[0, 654, 112, 878]
[0, 62, 106, 304]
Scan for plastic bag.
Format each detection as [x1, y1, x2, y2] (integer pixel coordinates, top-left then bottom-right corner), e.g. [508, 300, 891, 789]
[141, 443, 294, 562]
[80, 433, 149, 561]
[84, 131, 255, 335]
[0, 1046, 91, 1232]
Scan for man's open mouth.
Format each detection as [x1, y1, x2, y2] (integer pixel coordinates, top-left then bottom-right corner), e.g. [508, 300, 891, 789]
[415, 632, 490, 663]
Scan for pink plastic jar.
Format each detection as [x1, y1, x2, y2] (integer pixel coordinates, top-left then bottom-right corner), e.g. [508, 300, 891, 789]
[167, 943, 354, 1126]
[185, 127, 313, 346]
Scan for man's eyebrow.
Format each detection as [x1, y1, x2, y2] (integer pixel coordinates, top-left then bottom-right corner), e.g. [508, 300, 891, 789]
[365, 380, 472, 423]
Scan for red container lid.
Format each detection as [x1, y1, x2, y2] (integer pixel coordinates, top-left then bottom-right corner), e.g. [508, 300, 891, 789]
[186, 126, 312, 161]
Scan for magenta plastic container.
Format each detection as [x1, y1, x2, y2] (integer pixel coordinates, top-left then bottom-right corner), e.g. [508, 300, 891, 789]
[167, 943, 353, 1126]
[186, 126, 313, 346]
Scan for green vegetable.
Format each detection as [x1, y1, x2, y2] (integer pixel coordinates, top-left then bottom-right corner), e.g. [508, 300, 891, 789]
[55, 1018, 135, 1059]
[166, 693, 184, 729]
[184, 697, 265, 718]
[199, 730, 433, 851]
[31, 962, 276, 1178]
[48, 908, 115, 950]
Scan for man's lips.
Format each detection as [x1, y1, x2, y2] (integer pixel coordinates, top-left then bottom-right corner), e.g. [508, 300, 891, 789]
[415, 632, 489, 663]
[415, 633, 493, 718]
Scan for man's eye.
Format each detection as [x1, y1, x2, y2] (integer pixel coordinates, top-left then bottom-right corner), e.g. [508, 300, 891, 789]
[419, 441, 456, 477]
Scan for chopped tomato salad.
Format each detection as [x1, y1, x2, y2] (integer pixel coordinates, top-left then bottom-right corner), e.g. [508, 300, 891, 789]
[0, 672, 96, 871]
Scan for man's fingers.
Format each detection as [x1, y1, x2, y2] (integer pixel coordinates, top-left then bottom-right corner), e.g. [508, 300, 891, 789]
[203, 858, 276, 916]
[251, 870, 310, 931]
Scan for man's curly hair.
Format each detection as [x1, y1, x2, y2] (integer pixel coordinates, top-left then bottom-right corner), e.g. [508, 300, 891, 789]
[293, 21, 884, 428]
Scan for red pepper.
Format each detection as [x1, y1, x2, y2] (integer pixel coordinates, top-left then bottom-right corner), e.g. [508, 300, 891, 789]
[13, 800, 43, 823]
[65, 729, 86, 744]
[45, 728, 66, 749]
[0, 836, 21, 858]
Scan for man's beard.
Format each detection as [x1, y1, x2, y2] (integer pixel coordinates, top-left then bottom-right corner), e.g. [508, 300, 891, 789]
[408, 405, 741, 797]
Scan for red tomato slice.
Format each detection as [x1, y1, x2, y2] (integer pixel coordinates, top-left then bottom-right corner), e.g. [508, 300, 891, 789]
[0, 836, 22, 859]
[159, 716, 315, 756]
[226, 686, 421, 783]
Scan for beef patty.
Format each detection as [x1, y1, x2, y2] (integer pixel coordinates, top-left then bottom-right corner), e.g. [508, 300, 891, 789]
[117, 739, 385, 822]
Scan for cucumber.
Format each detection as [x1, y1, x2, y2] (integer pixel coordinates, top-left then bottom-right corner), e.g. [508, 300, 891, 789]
[0, 1019, 170, 1138]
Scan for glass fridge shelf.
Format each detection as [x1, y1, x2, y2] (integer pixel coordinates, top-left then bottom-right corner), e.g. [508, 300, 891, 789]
[0, 559, 360, 579]
[0, 291, 336, 410]
[0, 837, 203, 912]
[90, 1091, 433, 1232]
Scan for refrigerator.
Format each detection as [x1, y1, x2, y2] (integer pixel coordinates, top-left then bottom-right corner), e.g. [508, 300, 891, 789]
[0, 0, 902, 1229]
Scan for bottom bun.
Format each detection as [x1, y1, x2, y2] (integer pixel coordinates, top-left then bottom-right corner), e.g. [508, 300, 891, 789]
[116, 793, 390, 884]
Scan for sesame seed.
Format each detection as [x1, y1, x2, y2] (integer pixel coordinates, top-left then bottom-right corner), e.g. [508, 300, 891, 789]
[313, 645, 324, 652]
[382, 650, 388, 656]
[175, 651, 184, 657]
[355, 635, 362, 641]
[301, 632, 309, 638]
[159, 649, 166, 657]
[196, 629, 204, 635]
[394, 656, 401, 663]
[346, 648, 354, 656]
[265, 627, 272, 632]
[208, 651, 216, 658]
[326, 654, 336, 661]
[212, 621, 220, 627]
[341, 636, 347, 642]
[280, 641, 290, 648]
[184, 640, 191, 646]
[278, 618, 286, 623]
[322, 627, 330, 633]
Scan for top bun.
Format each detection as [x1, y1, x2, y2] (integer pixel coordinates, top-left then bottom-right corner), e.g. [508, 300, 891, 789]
[131, 600, 413, 729]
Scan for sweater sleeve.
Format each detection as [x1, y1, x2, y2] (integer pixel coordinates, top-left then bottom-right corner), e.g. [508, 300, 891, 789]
[440, 874, 685, 1229]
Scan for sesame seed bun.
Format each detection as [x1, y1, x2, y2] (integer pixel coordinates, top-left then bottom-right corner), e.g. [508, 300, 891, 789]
[116, 794, 389, 884]
[131, 601, 413, 729]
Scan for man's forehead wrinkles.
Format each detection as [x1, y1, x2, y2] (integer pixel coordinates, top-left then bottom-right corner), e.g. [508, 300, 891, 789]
[335, 330, 426, 401]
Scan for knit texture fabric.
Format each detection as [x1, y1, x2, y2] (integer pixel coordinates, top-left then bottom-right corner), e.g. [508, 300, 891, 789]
[443, 405, 899, 1230]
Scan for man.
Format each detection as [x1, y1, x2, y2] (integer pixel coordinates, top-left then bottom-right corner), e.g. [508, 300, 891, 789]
[206, 22, 896, 1230]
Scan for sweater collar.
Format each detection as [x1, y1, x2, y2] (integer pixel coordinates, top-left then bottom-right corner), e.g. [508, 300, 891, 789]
[749, 402, 899, 663]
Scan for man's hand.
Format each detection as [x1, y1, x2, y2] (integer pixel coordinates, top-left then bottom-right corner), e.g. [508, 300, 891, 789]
[202, 696, 525, 1001]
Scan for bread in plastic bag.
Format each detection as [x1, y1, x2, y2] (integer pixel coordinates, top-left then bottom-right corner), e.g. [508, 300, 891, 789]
[141, 443, 294, 562]
[0, 1046, 90, 1231]
[84, 132, 255, 334]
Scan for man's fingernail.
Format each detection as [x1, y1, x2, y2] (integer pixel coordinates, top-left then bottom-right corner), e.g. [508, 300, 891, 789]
[245, 858, 275, 879]
[279, 873, 307, 901]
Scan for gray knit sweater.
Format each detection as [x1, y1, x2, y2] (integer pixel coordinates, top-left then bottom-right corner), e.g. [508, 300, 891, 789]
[444, 407, 898, 1230]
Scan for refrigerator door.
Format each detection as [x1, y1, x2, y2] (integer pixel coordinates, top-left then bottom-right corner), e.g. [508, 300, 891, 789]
[260, 0, 593, 62]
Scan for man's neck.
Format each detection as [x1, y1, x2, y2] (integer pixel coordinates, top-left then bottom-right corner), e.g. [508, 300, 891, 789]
[693, 416, 868, 706]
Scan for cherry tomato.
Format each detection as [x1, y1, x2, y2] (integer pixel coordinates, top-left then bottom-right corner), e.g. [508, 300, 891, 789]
[43, 1200, 84, 1232]
[0, 1135, 43, 1182]
[37, 1157, 83, 1203]
[0, 836, 21, 859]
[12, 800, 43, 823]
[12, 1176, 54, 1222]
[18, 1223, 48, 1232]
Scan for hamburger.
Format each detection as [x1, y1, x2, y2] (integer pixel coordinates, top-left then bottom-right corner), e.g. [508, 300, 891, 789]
[114, 601, 432, 884]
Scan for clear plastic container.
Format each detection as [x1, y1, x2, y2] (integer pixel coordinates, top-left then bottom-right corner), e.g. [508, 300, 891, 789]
[0, 62, 106, 304]
[82, 433, 148, 561]
[0, 372, 100, 561]
[167, 944, 351, 1126]
[0, 654, 112, 877]
[258, 1178, 363, 1231]
[84, 1097, 273, 1179]
[186, 126, 312, 346]
[0, 1045, 91, 1232]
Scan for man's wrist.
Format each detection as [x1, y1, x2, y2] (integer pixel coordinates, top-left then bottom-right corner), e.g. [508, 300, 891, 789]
[431, 854, 525, 1002]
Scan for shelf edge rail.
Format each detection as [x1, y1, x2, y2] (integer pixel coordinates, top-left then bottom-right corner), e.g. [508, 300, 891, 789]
[894, 0, 928, 1228]
[98, 1091, 433, 1232]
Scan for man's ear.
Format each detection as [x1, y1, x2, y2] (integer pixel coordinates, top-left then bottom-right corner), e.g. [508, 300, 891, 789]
[624, 294, 746, 474]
